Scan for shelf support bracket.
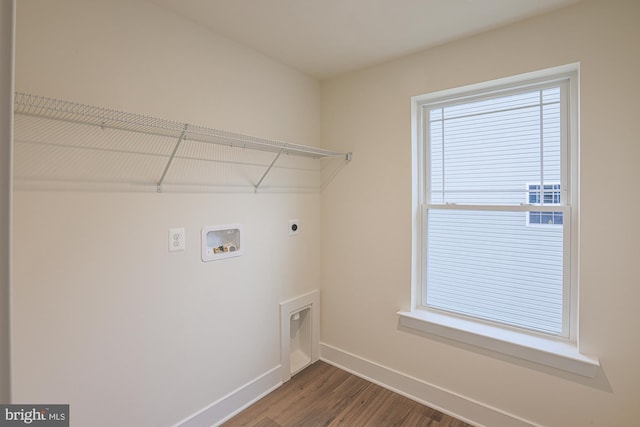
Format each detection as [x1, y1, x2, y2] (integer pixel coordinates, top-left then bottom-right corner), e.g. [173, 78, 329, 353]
[157, 127, 187, 193]
[255, 149, 283, 192]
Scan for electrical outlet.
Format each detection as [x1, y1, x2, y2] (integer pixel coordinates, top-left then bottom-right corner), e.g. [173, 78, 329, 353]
[289, 219, 300, 236]
[169, 227, 185, 251]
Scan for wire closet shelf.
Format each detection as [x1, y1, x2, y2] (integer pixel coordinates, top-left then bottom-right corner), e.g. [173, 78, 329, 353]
[13, 92, 351, 192]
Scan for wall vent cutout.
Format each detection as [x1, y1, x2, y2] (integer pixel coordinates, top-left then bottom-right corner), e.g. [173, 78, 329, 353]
[280, 290, 320, 382]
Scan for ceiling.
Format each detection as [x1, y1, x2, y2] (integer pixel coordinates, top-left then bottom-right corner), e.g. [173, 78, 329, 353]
[149, 0, 581, 79]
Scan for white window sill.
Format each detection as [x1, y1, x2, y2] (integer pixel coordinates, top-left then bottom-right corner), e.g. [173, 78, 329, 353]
[397, 309, 599, 378]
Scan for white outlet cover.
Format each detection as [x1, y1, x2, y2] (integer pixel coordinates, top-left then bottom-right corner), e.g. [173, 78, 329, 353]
[289, 219, 300, 236]
[169, 227, 185, 252]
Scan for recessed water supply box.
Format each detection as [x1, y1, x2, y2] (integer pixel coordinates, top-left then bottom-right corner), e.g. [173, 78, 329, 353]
[201, 224, 243, 261]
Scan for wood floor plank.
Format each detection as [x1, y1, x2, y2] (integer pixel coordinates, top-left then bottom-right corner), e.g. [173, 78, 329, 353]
[270, 364, 356, 426]
[329, 383, 391, 426]
[222, 361, 474, 427]
[252, 417, 280, 427]
[283, 374, 371, 426]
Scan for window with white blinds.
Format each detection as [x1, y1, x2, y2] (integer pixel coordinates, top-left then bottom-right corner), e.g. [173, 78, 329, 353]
[417, 75, 576, 338]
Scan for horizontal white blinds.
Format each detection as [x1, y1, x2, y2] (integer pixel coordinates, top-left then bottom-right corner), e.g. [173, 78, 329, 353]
[425, 82, 568, 336]
[426, 209, 564, 334]
[430, 87, 561, 205]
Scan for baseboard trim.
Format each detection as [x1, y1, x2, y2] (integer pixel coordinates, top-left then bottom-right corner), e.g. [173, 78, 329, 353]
[320, 343, 540, 427]
[174, 365, 282, 427]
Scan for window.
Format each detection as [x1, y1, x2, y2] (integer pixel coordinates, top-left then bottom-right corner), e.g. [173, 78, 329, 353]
[401, 65, 597, 376]
[424, 80, 569, 336]
[424, 80, 570, 335]
[527, 183, 563, 225]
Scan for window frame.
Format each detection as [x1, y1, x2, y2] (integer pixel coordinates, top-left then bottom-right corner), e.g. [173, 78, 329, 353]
[400, 64, 599, 377]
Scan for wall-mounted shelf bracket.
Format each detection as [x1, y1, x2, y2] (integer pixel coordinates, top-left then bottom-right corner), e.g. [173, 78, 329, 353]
[157, 126, 187, 193]
[255, 149, 283, 192]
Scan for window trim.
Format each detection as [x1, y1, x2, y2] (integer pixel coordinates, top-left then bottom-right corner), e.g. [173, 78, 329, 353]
[404, 64, 599, 376]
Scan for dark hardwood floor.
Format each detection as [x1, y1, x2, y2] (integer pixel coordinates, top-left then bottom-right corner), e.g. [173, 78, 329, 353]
[222, 361, 474, 427]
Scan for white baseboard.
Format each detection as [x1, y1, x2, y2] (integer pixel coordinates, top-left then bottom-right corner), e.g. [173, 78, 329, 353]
[320, 343, 540, 427]
[174, 365, 282, 427]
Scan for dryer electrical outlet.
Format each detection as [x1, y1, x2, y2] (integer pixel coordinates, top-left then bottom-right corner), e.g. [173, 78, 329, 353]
[289, 219, 300, 236]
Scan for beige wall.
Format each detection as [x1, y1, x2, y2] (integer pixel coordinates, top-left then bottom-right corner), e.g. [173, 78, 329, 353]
[0, 0, 15, 404]
[13, 0, 640, 425]
[320, 0, 640, 425]
[13, 0, 321, 425]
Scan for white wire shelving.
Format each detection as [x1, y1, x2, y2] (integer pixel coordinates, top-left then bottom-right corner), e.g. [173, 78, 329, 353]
[13, 92, 351, 193]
